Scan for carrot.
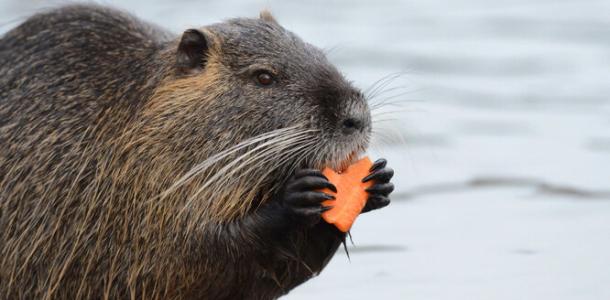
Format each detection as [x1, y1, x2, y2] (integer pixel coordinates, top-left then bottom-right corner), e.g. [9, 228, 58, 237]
[320, 157, 373, 232]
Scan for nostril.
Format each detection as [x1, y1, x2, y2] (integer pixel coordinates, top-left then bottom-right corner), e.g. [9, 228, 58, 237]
[343, 118, 357, 129]
[342, 118, 362, 133]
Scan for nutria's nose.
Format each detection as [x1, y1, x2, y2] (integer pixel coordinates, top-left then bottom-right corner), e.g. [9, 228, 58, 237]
[342, 117, 365, 134]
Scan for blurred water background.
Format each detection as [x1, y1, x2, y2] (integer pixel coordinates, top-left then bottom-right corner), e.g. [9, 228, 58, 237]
[2, 0, 610, 299]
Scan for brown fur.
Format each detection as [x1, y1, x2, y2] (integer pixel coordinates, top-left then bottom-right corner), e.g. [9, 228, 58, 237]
[0, 4, 373, 299]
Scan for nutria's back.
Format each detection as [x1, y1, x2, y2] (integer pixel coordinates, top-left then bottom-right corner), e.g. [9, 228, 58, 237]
[0, 4, 388, 299]
[0, 5, 176, 299]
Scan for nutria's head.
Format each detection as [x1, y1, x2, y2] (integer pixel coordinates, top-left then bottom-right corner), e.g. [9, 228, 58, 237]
[144, 11, 371, 220]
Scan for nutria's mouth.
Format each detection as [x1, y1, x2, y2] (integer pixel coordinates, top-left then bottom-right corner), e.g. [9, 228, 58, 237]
[328, 149, 365, 173]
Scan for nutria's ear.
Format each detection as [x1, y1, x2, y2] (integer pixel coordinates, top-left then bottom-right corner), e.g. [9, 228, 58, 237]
[259, 10, 278, 25]
[176, 29, 209, 74]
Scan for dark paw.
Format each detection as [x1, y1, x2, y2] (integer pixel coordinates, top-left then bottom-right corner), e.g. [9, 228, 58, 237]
[281, 169, 337, 226]
[361, 158, 394, 213]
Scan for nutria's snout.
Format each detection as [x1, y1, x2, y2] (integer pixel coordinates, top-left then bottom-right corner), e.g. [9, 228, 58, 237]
[340, 95, 371, 136]
[320, 90, 372, 171]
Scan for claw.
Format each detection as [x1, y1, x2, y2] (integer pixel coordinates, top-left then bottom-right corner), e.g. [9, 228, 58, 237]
[295, 206, 326, 217]
[366, 183, 395, 195]
[321, 205, 334, 212]
[370, 158, 387, 172]
[293, 169, 328, 180]
[362, 195, 390, 213]
[293, 205, 332, 218]
[287, 176, 337, 192]
[286, 191, 334, 206]
[362, 167, 394, 183]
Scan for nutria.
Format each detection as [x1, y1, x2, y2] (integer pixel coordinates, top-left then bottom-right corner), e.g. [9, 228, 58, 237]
[0, 4, 394, 299]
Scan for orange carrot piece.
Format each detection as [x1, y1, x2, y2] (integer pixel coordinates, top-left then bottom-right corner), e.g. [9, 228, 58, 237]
[320, 157, 373, 232]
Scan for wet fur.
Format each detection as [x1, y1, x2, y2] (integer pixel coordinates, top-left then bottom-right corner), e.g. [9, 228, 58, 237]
[0, 5, 371, 299]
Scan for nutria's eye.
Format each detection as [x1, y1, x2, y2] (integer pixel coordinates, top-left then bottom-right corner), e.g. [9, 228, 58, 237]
[254, 71, 275, 87]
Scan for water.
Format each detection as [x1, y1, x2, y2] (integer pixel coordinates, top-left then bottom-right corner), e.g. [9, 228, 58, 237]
[2, 0, 609, 299]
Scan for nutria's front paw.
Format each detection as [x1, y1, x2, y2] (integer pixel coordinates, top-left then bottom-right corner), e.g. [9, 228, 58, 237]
[361, 158, 394, 213]
[281, 169, 337, 226]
